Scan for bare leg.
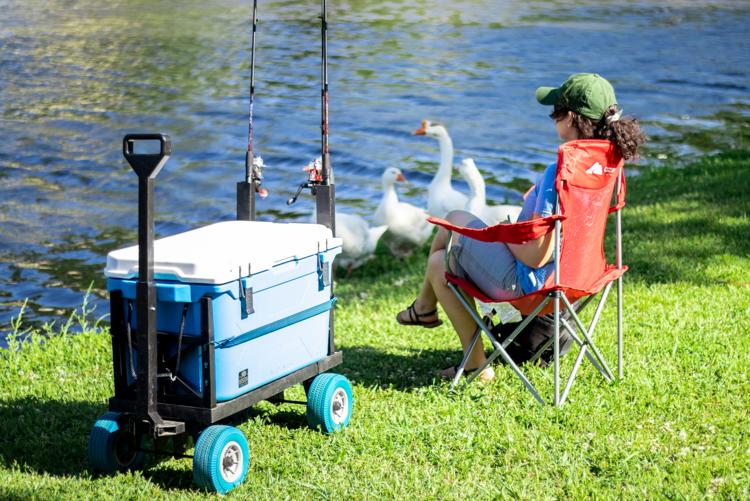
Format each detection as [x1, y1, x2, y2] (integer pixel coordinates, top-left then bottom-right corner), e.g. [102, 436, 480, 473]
[411, 210, 477, 314]
[424, 250, 487, 369]
[397, 211, 487, 366]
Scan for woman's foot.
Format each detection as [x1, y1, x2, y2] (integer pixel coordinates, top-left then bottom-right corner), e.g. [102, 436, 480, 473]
[438, 364, 495, 382]
[396, 300, 443, 328]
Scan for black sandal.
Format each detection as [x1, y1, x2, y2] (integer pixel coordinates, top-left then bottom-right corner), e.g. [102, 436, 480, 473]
[396, 300, 443, 329]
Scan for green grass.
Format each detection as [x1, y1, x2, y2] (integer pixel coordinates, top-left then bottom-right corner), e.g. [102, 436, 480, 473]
[2, 152, 749, 499]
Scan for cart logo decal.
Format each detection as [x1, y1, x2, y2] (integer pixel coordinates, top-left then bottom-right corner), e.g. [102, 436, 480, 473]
[239, 369, 249, 388]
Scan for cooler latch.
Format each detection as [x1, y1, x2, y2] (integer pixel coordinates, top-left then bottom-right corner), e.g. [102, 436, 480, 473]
[317, 253, 330, 290]
[238, 267, 254, 316]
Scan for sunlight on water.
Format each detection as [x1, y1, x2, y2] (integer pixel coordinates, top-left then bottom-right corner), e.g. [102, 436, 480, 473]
[1, 0, 750, 333]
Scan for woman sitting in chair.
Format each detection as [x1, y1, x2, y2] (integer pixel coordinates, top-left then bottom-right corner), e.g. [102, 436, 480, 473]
[396, 73, 646, 382]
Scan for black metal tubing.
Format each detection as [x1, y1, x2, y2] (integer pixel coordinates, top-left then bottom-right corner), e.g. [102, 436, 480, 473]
[327, 308, 336, 356]
[110, 290, 129, 399]
[200, 297, 217, 409]
[109, 352, 343, 426]
[137, 448, 194, 460]
[136, 177, 160, 428]
[313, 184, 335, 235]
[311, 184, 336, 354]
[122, 133, 172, 433]
[236, 181, 256, 221]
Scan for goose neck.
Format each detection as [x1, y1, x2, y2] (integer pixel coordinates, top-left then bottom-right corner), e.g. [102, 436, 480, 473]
[463, 167, 485, 204]
[382, 182, 399, 205]
[432, 133, 454, 185]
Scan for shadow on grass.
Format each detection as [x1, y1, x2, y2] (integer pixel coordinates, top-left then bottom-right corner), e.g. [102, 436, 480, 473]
[0, 397, 100, 476]
[0, 397, 198, 489]
[340, 344, 466, 390]
[0, 396, 313, 491]
[215, 344, 465, 432]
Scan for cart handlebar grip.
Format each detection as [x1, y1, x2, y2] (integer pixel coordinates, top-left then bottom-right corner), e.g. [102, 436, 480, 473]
[123, 133, 172, 179]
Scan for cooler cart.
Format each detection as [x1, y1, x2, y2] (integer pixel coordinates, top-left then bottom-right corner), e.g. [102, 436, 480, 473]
[88, 1, 350, 494]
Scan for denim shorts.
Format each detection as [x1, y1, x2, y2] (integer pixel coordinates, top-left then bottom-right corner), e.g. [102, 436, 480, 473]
[447, 216, 523, 301]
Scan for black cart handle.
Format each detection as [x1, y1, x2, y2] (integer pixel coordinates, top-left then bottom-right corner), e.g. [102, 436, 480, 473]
[123, 133, 172, 179]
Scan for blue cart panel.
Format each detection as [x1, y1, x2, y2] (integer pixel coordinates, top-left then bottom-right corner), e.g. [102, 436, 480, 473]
[106, 221, 342, 401]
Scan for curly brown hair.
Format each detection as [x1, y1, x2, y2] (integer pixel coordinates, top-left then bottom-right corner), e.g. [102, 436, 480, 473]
[550, 105, 647, 161]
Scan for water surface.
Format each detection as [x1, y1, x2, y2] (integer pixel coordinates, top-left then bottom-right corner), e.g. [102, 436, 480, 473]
[2, 0, 749, 336]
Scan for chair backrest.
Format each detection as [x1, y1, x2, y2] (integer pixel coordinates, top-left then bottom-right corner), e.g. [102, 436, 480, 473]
[434, 139, 626, 316]
[553, 139, 624, 290]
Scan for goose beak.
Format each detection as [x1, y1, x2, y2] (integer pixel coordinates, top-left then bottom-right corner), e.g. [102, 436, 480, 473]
[258, 187, 269, 199]
[396, 173, 407, 182]
[412, 119, 427, 135]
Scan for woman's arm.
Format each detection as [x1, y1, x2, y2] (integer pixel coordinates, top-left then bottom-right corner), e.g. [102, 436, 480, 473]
[508, 161, 558, 268]
[506, 212, 555, 268]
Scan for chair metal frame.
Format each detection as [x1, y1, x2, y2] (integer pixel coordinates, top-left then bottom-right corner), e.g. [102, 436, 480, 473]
[441, 146, 626, 406]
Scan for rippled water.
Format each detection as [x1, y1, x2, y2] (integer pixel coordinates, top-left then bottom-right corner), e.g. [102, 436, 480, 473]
[2, 0, 750, 335]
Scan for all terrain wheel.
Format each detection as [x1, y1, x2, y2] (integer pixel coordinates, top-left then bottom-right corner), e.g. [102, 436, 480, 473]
[88, 411, 146, 474]
[306, 373, 353, 433]
[193, 425, 249, 494]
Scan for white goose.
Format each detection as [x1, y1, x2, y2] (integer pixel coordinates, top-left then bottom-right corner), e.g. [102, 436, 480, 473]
[334, 212, 388, 271]
[413, 120, 468, 218]
[374, 167, 433, 253]
[458, 158, 522, 225]
[304, 157, 387, 271]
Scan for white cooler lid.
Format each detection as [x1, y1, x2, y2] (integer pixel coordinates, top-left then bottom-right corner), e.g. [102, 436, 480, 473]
[105, 220, 342, 284]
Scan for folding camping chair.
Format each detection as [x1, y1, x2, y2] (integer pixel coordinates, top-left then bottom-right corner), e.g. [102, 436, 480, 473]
[429, 139, 627, 406]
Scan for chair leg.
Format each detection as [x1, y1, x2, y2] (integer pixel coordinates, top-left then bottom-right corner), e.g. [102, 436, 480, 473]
[477, 335, 545, 405]
[447, 283, 546, 405]
[559, 319, 609, 405]
[553, 292, 560, 407]
[528, 295, 595, 365]
[617, 275, 624, 380]
[559, 284, 621, 404]
[562, 287, 613, 380]
[561, 293, 615, 381]
[561, 318, 608, 380]
[444, 282, 622, 406]
[449, 326, 482, 391]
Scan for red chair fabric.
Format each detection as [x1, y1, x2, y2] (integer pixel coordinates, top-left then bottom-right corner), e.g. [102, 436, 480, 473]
[429, 139, 627, 316]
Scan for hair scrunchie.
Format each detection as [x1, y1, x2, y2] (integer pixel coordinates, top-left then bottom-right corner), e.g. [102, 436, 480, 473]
[605, 108, 623, 124]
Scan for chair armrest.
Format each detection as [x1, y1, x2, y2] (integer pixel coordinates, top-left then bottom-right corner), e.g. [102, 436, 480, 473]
[427, 215, 565, 244]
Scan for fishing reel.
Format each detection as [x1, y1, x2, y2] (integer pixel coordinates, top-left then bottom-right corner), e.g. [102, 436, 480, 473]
[250, 155, 269, 199]
[236, 153, 268, 221]
[287, 157, 323, 205]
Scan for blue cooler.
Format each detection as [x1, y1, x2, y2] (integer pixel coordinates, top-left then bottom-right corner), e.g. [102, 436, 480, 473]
[105, 220, 342, 402]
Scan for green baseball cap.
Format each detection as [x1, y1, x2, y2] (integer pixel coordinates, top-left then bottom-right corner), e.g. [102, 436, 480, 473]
[536, 73, 617, 120]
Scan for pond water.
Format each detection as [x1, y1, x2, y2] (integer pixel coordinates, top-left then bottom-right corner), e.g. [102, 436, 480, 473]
[2, 0, 750, 338]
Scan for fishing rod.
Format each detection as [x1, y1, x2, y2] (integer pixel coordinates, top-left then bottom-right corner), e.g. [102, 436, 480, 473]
[237, 0, 261, 220]
[286, 0, 336, 236]
[320, 0, 331, 184]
